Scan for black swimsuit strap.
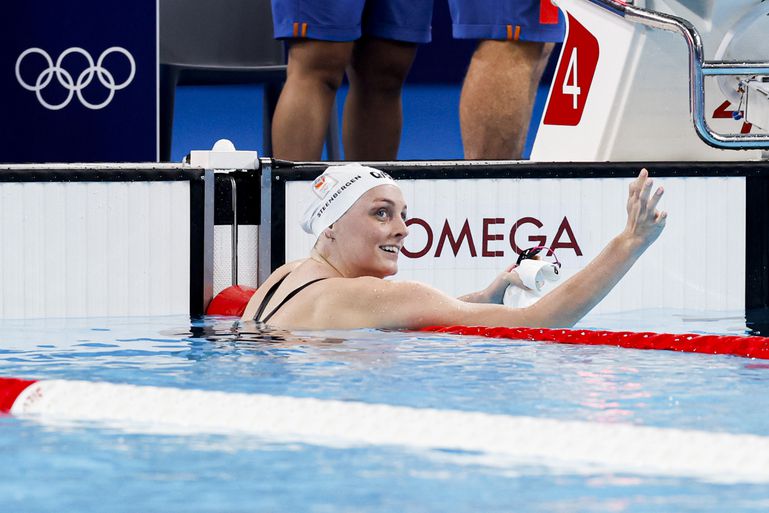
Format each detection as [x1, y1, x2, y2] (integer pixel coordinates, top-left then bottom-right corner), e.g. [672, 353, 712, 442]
[252, 273, 290, 322]
[259, 277, 328, 324]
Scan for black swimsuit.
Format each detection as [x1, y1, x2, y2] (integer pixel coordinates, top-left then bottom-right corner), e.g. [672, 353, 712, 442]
[252, 274, 327, 323]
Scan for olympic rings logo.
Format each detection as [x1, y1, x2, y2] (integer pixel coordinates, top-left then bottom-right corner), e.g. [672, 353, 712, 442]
[15, 47, 136, 110]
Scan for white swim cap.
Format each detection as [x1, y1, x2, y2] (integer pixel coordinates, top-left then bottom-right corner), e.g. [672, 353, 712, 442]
[301, 163, 398, 239]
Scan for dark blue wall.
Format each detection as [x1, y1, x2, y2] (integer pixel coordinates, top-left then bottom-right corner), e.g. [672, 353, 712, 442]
[2, 0, 157, 163]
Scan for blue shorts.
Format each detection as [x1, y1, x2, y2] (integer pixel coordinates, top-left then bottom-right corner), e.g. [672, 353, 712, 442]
[448, 0, 565, 42]
[271, 0, 434, 43]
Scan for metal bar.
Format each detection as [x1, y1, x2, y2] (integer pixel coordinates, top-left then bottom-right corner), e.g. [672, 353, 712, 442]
[202, 169, 215, 311]
[746, 176, 769, 311]
[257, 158, 273, 286]
[702, 63, 769, 76]
[189, 169, 215, 316]
[276, 160, 769, 180]
[0, 162, 194, 171]
[580, 0, 769, 149]
[229, 176, 238, 286]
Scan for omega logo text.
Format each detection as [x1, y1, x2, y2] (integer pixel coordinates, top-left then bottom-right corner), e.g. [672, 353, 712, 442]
[402, 216, 583, 259]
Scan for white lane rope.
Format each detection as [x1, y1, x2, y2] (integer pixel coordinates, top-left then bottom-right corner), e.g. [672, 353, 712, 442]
[9, 379, 769, 483]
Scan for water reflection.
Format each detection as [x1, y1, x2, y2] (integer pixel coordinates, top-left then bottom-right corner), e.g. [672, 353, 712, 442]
[157, 319, 404, 378]
[162, 319, 346, 347]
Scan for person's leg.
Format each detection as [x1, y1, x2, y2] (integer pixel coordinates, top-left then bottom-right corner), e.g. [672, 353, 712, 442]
[343, 37, 418, 161]
[271, 40, 353, 161]
[448, 0, 564, 159]
[460, 39, 554, 159]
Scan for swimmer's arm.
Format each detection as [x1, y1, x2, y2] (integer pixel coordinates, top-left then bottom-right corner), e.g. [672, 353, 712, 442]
[525, 234, 646, 327]
[331, 278, 533, 330]
[523, 168, 666, 327]
[381, 234, 652, 329]
[342, 169, 666, 329]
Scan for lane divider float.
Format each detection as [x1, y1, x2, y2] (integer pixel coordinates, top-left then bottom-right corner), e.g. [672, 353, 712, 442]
[2, 376, 769, 483]
[423, 326, 769, 359]
[209, 285, 769, 359]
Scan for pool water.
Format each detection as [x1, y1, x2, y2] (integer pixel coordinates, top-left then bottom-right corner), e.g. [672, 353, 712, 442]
[1, 310, 768, 512]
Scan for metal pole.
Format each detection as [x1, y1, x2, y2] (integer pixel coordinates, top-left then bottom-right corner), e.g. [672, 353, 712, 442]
[229, 176, 238, 285]
[258, 159, 273, 286]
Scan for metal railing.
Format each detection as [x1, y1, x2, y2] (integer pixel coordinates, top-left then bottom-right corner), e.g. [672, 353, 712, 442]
[583, 0, 769, 149]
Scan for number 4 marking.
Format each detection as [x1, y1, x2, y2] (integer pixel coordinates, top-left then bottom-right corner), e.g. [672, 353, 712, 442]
[543, 13, 599, 126]
[563, 48, 581, 109]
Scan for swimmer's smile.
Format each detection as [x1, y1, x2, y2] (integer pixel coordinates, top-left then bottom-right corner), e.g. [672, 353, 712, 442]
[380, 245, 400, 255]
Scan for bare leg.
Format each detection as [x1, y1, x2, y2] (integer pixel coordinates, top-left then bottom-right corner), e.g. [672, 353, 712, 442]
[272, 40, 353, 160]
[460, 40, 554, 159]
[343, 37, 418, 161]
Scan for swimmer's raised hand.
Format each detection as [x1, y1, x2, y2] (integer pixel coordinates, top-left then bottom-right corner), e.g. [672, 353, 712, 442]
[622, 168, 667, 253]
[517, 168, 668, 327]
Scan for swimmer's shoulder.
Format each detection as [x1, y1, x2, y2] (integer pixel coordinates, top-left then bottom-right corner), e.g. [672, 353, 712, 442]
[240, 259, 307, 321]
[335, 276, 441, 292]
[260, 259, 306, 288]
[314, 276, 449, 309]
[275, 259, 305, 276]
[306, 277, 461, 329]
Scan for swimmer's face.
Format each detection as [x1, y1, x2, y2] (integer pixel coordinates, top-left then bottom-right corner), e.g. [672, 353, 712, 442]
[330, 185, 409, 278]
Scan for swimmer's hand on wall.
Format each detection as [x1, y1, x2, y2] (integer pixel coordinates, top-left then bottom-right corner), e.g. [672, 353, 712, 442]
[621, 168, 667, 254]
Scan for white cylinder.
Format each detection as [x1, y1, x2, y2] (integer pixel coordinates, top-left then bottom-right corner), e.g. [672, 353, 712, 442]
[516, 259, 561, 291]
[503, 259, 562, 308]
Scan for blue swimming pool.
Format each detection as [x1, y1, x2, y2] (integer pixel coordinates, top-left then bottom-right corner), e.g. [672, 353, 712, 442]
[1, 310, 768, 512]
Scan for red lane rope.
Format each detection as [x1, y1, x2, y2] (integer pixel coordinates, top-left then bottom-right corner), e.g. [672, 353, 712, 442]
[0, 377, 36, 414]
[205, 286, 769, 359]
[422, 326, 769, 360]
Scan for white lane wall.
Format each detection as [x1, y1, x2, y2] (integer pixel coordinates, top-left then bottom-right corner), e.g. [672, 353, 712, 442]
[0, 181, 190, 318]
[213, 225, 259, 295]
[285, 176, 745, 314]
